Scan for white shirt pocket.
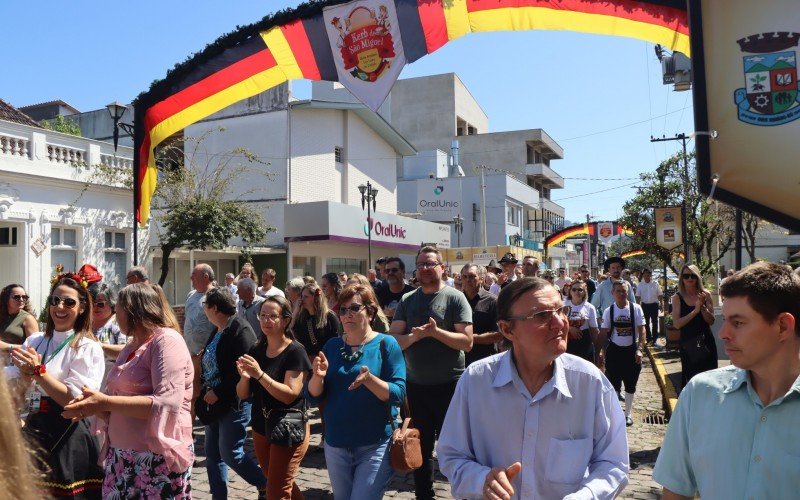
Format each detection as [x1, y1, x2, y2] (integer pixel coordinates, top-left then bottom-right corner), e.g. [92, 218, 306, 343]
[545, 437, 592, 484]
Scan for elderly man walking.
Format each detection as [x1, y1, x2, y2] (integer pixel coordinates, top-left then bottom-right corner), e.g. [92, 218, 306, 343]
[236, 277, 265, 335]
[185, 263, 217, 420]
[437, 277, 629, 499]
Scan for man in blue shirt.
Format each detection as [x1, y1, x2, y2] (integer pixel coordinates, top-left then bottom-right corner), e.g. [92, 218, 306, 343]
[437, 277, 629, 499]
[654, 262, 800, 499]
[591, 257, 636, 316]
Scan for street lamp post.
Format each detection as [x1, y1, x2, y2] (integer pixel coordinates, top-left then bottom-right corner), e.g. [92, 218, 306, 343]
[453, 214, 463, 247]
[359, 182, 378, 270]
[106, 101, 128, 152]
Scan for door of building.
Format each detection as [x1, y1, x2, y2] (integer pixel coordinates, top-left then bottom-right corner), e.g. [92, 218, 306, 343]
[0, 222, 23, 286]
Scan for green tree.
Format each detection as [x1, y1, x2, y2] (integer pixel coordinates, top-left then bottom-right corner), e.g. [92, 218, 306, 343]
[152, 130, 273, 286]
[618, 150, 737, 277]
[41, 115, 82, 136]
[607, 237, 663, 272]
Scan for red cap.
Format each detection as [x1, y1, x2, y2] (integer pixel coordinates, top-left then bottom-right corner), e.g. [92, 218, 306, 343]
[77, 264, 103, 283]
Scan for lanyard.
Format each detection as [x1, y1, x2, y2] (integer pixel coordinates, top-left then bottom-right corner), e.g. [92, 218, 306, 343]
[43, 333, 76, 366]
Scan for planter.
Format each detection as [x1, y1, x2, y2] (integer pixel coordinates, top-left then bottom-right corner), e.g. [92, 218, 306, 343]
[666, 325, 680, 350]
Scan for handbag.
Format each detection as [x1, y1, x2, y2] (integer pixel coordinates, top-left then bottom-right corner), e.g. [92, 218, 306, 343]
[264, 400, 308, 447]
[195, 387, 232, 425]
[378, 338, 422, 471]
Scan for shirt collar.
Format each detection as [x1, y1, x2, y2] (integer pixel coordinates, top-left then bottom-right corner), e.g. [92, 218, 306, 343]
[722, 368, 749, 394]
[492, 351, 572, 399]
[723, 368, 800, 406]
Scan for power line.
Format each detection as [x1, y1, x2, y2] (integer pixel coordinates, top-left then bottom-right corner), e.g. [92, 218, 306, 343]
[552, 181, 641, 202]
[557, 106, 691, 142]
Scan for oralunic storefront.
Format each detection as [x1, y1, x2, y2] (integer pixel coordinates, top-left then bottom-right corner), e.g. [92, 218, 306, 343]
[284, 201, 451, 277]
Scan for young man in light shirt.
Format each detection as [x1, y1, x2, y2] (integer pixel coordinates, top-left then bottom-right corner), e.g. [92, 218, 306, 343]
[635, 269, 663, 345]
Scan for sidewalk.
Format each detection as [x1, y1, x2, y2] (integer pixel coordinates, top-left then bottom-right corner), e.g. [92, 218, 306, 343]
[191, 356, 669, 499]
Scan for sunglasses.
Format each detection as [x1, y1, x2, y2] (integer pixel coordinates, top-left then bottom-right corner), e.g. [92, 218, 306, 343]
[11, 294, 29, 302]
[94, 301, 108, 309]
[507, 306, 572, 324]
[681, 273, 697, 279]
[49, 296, 79, 309]
[338, 303, 366, 316]
[416, 262, 440, 270]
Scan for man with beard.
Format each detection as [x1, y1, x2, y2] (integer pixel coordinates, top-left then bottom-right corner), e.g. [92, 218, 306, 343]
[375, 257, 414, 322]
[461, 263, 501, 366]
[390, 246, 473, 500]
[592, 257, 636, 316]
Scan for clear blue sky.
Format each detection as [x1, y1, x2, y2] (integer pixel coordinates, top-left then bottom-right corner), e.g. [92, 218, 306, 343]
[2, 1, 694, 223]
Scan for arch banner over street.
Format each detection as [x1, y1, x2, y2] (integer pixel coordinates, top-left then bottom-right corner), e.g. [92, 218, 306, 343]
[132, 0, 690, 224]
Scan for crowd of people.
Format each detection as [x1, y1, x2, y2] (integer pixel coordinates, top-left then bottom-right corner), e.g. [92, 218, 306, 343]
[1, 253, 799, 499]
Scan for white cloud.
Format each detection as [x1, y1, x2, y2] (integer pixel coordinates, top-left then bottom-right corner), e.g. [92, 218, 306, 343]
[746, 56, 765, 63]
[777, 55, 796, 63]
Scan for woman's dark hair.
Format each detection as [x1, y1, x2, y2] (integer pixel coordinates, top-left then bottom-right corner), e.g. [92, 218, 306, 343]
[322, 272, 343, 298]
[0, 284, 33, 322]
[204, 287, 238, 316]
[338, 284, 379, 321]
[256, 296, 295, 346]
[497, 277, 553, 321]
[45, 278, 94, 346]
[88, 282, 118, 310]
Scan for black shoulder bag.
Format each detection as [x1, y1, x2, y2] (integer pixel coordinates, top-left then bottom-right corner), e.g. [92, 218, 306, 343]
[264, 395, 308, 447]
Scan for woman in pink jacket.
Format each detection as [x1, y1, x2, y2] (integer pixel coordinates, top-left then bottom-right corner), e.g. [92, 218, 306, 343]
[63, 283, 194, 498]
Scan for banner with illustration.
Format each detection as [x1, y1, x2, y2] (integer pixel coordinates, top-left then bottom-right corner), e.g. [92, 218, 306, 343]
[654, 206, 683, 250]
[323, 0, 406, 111]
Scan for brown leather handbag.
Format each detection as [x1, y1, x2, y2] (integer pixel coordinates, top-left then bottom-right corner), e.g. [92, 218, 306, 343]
[389, 413, 422, 471]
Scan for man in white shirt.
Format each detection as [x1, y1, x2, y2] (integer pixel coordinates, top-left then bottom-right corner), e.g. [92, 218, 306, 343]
[437, 277, 629, 499]
[599, 280, 646, 426]
[555, 267, 572, 289]
[257, 268, 285, 298]
[635, 269, 663, 345]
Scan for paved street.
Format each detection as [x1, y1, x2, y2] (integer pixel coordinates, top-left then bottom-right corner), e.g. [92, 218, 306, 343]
[191, 354, 669, 499]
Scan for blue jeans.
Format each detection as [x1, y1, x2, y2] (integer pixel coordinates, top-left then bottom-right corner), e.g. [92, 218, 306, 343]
[205, 400, 266, 499]
[324, 437, 394, 500]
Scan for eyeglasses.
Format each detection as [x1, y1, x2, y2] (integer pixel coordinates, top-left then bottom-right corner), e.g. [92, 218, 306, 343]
[338, 303, 366, 315]
[416, 262, 440, 270]
[681, 273, 697, 279]
[94, 301, 108, 309]
[49, 296, 79, 309]
[385, 267, 402, 274]
[259, 313, 282, 321]
[507, 306, 571, 324]
[11, 294, 29, 302]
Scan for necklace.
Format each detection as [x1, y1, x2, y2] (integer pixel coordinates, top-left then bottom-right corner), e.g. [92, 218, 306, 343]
[340, 333, 370, 362]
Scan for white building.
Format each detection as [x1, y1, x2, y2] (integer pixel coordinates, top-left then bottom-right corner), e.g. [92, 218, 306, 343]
[0, 99, 139, 313]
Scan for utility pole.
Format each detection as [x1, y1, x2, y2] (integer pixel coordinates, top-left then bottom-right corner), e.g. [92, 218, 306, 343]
[586, 214, 593, 272]
[478, 165, 488, 246]
[650, 133, 691, 264]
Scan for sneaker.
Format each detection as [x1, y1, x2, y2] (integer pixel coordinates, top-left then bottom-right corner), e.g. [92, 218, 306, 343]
[626, 416, 634, 427]
[618, 391, 625, 402]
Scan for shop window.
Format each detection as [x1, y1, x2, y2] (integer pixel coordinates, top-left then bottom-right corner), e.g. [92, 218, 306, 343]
[0, 226, 17, 246]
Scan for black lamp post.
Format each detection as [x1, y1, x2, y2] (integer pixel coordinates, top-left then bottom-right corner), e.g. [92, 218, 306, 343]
[106, 101, 128, 152]
[359, 182, 378, 269]
[453, 214, 463, 247]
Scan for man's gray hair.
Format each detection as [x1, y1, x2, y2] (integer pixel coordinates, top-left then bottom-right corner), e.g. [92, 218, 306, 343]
[612, 279, 629, 292]
[460, 262, 486, 277]
[127, 266, 149, 281]
[286, 277, 304, 292]
[197, 263, 215, 282]
[238, 278, 257, 292]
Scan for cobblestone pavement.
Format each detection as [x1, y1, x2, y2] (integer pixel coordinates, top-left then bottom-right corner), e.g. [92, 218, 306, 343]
[191, 355, 669, 499]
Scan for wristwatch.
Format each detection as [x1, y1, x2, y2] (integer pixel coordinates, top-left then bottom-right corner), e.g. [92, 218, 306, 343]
[32, 364, 47, 376]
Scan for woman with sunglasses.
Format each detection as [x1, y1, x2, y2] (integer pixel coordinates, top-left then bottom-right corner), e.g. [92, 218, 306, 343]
[7, 277, 104, 498]
[0, 284, 38, 346]
[89, 283, 127, 389]
[293, 283, 340, 361]
[63, 282, 194, 498]
[671, 264, 717, 385]
[564, 280, 600, 364]
[236, 296, 312, 499]
[308, 284, 406, 499]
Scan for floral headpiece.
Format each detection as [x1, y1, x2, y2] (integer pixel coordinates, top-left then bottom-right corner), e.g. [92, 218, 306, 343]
[50, 263, 103, 289]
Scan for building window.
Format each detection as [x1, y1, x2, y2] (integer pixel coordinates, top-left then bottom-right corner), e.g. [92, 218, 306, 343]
[104, 231, 127, 287]
[507, 203, 521, 226]
[0, 227, 17, 246]
[51, 227, 78, 271]
[335, 146, 343, 163]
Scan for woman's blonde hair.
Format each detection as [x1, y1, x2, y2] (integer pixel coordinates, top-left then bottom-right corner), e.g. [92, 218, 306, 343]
[296, 283, 330, 329]
[678, 264, 706, 296]
[117, 283, 175, 335]
[0, 371, 43, 499]
[150, 284, 181, 333]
